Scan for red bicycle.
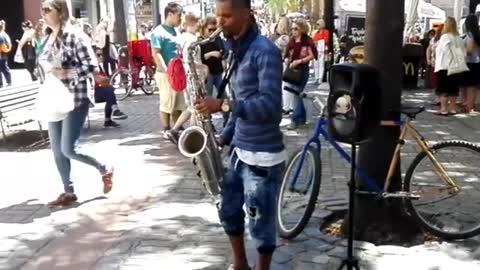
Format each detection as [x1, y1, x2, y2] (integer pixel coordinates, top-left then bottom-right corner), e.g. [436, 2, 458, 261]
[109, 41, 156, 101]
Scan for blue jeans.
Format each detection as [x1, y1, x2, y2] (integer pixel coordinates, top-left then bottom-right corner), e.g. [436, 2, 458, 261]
[291, 67, 310, 125]
[94, 86, 117, 119]
[206, 73, 229, 126]
[0, 59, 11, 86]
[48, 103, 107, 193]
[218, 151, 285, 254]
[205, 73, 223, 97]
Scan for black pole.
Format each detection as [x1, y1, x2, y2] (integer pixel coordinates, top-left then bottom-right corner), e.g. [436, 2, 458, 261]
[323, 0, 334, 64]
[337, 144, 360, 270]
[152, 0, 161, 26]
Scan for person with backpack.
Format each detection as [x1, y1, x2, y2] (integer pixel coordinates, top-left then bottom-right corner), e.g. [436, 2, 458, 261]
[151, 2, 186, 139]
[163, 13, 206, 145]
[0, 20, 12, 88]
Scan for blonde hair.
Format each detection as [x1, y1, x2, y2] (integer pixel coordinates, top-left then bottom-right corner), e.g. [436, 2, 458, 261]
[442, 17, 459, 36]
[293, 19, 309, 35]
[276, 17, 290, 36]
[184, 13, 200, 26]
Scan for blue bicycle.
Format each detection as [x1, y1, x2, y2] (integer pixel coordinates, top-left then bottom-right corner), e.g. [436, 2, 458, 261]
[276, 92, 480, 240]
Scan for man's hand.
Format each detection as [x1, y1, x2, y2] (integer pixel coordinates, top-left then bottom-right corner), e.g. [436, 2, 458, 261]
[194, 97, 222, 114]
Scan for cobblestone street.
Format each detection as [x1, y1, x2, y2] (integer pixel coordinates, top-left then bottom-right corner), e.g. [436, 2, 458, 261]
[0, 81, 480, 270]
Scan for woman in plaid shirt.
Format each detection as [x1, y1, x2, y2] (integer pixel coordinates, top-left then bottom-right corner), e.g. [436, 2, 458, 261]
[39, 0, 113, 208]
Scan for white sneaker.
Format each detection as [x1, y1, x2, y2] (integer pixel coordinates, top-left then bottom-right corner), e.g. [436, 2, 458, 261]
[162, 129, 170, 140]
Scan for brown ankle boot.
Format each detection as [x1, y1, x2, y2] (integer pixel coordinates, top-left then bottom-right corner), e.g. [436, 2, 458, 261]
[47, 193, 78, 208]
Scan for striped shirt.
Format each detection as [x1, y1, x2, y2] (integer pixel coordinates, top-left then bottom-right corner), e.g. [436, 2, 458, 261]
[38, 24, 94, 108]
[220, 27, 285, 153]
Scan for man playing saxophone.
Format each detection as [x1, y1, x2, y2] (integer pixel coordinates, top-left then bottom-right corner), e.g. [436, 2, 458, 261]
[194, 0, 285, 269]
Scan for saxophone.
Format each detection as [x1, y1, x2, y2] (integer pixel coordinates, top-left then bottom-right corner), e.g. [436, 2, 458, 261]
[177, 28, 225, 198]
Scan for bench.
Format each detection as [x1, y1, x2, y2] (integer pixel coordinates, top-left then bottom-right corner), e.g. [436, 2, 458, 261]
[0, 83, 44, 143]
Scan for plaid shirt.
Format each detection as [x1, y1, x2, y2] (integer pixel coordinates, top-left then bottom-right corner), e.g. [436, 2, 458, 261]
[39, 24, 94, 108]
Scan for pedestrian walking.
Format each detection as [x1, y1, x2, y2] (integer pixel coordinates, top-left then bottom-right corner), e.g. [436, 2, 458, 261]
[17, 20, 38, 81]
[459, 14, 480, 113]
[150, 2, 186, 139]
[0, 20, 12, 88]
[426, 25, 443, 104]
[94, 17, 116, 76]
[273, 17, 294, 115]
[434, 17, 468, 116]
[285, 19, 318, 130]
[312, 19, 329, 84]
[194, 0, 286, 269]
[38, 0, 113, 208]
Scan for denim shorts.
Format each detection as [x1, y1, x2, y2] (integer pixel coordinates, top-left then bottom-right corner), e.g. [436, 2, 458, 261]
[218, 151, 285, 254]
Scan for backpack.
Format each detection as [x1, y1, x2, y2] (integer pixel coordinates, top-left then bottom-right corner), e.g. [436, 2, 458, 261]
[167, 46, 186, 92]
[0, 34, 10, 53]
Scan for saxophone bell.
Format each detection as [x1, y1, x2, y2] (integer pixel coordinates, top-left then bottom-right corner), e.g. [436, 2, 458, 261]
[178, 126, 208, 158]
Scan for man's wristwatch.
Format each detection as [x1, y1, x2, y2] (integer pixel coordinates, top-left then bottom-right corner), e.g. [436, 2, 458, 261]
[220, 98, 231, 112]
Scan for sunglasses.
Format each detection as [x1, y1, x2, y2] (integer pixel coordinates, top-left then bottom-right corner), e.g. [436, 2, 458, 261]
[96, 54, 103, 57]
[292, 27, 300, 31]
[207, 28, 217, 32]
[41, 7, 53, 14]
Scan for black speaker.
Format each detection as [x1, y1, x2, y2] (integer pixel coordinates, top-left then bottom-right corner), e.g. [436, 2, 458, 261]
[327, 63, 382, 144]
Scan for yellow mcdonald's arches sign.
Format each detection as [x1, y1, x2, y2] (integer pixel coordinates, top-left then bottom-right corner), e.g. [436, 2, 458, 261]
[403, 62, 415, 76]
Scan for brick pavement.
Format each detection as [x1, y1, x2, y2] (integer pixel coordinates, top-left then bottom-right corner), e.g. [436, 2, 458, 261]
[0, 82, 479, 269]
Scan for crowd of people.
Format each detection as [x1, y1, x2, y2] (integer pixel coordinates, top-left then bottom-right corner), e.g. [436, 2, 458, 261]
[424, 15, 479, 115]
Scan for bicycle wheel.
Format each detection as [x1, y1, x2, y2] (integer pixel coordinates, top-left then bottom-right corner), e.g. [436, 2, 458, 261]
[139, 67, 155, 95]
[110, 69, 132, 101]
[404, 141, 480, 239]
[276, 145, 321, 239]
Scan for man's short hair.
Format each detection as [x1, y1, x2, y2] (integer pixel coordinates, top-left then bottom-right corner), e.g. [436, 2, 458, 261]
[164, 2, 183, 19]
[216, 0, 251, 10]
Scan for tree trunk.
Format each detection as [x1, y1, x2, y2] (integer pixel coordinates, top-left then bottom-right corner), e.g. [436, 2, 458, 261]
[341, 0, 423, 245]
[114, 0, 128, 46]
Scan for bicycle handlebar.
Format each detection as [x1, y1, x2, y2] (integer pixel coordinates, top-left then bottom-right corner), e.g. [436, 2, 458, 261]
[283, 85, 326, 115]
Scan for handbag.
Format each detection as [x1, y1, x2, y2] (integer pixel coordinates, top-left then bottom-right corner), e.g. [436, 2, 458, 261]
[447, 35, 469, 76]
[283, 67, 303, 85]
[35, 73, 74, 122]
[14, 47, 24, 63]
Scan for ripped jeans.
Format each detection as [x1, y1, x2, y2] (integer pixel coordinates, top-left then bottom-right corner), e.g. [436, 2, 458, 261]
[218, 151, 285, 254]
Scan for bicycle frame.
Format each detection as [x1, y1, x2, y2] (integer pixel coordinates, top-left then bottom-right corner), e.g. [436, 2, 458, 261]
[289, 116, 459, 198]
